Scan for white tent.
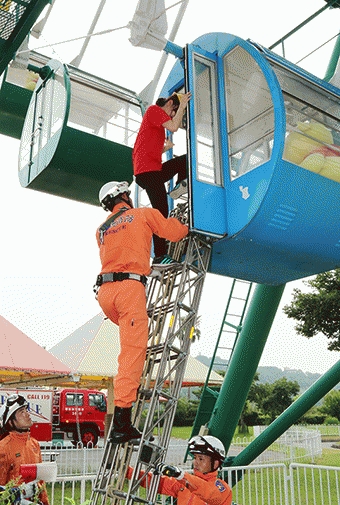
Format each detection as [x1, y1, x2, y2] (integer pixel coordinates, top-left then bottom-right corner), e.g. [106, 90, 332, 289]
[50, 313, 223, 388]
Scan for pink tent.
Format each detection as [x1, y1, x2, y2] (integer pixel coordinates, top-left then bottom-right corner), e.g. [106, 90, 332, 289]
[0, 315, 72, 387]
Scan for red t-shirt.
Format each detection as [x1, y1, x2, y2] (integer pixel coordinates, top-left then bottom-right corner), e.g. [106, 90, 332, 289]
[133, 105, 171, 175]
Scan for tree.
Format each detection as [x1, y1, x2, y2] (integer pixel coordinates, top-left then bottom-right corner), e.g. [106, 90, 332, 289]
[174, 397, 198, 426]
[247, 372, 268, 406]
[261, 377, 300, 423]
[320, 390, 340, 421]
[240, 374, 300, 427]
[283, 269, 340, 351]
[298, 406, 326, 425]
[239, 373, 265, 430]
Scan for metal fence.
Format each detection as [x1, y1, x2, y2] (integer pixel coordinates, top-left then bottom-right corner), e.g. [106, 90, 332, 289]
[244, 426, 322, 464]
[46, 463, 340, 505]
[48, 475, 95, 505]
[41, 427, 322, 477]
[223, 463, 289, 505]
[290, 463, 340, 505]
[41, 439, 192, 476]
[42, 443, 104, 477]
[40, 427, 335, 504]
[300, 423, 340, 437]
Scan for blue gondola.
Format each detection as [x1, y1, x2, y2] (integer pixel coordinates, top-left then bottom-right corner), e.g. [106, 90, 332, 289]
[160, 32, 340, 285]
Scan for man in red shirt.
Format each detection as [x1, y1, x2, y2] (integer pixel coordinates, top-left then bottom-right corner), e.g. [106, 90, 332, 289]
[95, 181, 188, 444]
[133, 92, 191, 264]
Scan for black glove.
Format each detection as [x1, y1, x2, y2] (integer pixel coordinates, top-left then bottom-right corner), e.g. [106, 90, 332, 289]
[156, 464, 185, 480]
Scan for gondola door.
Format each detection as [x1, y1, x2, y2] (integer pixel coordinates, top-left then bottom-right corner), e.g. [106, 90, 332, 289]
[185, 44, 228, 238]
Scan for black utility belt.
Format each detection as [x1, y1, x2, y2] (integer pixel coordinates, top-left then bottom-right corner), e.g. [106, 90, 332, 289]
[96, 272, 147, 287]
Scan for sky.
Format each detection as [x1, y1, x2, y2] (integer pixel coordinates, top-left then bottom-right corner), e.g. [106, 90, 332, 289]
[1, 0, 340, 375]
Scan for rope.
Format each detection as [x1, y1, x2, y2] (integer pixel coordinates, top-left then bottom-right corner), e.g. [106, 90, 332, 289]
[156, 0, 184, 19]
[16, 24, 129, 55]
[295, 32, 340, 65]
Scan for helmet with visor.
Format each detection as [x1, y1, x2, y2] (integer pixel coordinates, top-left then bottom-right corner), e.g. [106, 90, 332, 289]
[0, 394, 28, 429]
[99, 181, 131, 211]
[188, 435, 226, 465]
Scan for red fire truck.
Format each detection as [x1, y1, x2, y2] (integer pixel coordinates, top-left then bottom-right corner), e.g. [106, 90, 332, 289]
[0, 388, 107, 446]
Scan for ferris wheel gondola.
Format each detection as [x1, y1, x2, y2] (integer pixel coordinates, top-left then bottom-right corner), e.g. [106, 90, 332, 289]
[160, 31, 340, 285]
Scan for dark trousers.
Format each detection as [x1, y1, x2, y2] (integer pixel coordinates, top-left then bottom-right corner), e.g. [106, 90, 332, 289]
[135, 154, 187, 257]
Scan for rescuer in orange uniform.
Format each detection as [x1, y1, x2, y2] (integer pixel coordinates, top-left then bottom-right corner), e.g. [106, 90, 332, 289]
[127, 435, 232, 505]
[95, 181, 188, 444]
[0, 394, 50, 505]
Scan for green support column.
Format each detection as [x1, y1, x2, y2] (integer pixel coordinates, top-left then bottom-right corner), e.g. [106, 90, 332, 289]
[231, 359, 340, 466]
[324, 33, 340, 82]
[208, 283, 285, 453]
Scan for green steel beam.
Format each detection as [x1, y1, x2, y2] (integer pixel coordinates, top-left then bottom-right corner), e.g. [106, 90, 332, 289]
[324, 33, 340, 81]
[208, 283, 285, 453]
[230, 359, 340, 467]
[0, 0, 51, 77]
[269, 0, 338, 52]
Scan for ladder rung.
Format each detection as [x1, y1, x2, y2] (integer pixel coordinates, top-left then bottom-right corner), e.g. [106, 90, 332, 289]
[92, 488, 107, 494]
[109, 490, 152, 505]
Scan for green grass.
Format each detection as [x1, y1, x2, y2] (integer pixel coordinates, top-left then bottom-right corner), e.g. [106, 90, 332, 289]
[305, 424, 340, 437]
[314, 447, 340, 467]
[170, 426, 192, 439]
[170, 425, 254, 440]
[321, 435, 340, 442]
[47, 481, 93, 505]
[229, 447, 340, 505]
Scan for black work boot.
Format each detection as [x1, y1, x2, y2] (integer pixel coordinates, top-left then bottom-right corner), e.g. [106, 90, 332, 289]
[110, 406, 142, 445]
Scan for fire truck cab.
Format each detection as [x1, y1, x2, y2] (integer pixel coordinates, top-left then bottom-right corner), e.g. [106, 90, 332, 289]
[52, 389, 107, 446]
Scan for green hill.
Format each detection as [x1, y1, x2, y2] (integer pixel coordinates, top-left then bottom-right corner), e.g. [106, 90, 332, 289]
[194, 354, 337, 393]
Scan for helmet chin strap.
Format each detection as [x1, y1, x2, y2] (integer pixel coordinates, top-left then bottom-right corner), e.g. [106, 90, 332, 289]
[121, 194, 133, 207]
[209, 459, 219, 474]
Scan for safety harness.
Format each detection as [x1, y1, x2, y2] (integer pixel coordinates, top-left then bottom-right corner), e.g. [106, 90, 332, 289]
[98, 206, 129, 245]
[95, 272, 147, 287]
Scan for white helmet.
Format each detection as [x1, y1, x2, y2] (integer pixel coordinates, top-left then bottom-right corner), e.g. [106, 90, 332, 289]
[99, 181, 131, 210]
[188, 435, 226, 464]
[0, 394, 28, 429]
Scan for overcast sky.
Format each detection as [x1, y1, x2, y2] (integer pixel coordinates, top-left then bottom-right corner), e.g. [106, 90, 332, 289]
[1, 0, 339, 374]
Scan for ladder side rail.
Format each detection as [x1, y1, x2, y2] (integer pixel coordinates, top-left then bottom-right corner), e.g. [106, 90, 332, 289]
[225, 280, 253, 359]
[205, 278, 253, 384]
[186, 278, 253, 456]
[199, 278, 239, 392]
[103, 267, 189, 503]
[103, 270, 186, 503]
[144, 239, 212, 504]
[125, 237, 212, 505]
[126, 320, 190, 498]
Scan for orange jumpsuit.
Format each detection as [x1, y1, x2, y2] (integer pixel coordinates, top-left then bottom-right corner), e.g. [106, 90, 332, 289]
[0, 431, 49, 505]
[127, 466, 232, 505]
[96, 202, 188, 408]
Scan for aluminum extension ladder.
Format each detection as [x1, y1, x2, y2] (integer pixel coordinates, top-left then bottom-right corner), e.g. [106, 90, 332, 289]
[188, 278, 253, 443]
[90, 203, 212, 505]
